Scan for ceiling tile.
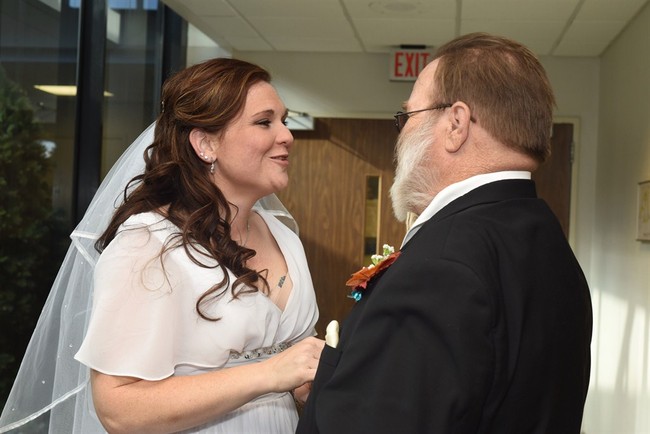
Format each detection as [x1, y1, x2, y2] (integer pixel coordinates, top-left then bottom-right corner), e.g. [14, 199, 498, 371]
[202, 16, 260, 38]
[163, 0, 650, 58]
[462, 0, 580, 21]
[577, 0, 649, 21]
[170, 0, 236, 16]
[461, 20, 566, 54]
[344, 0, 456, 20]
[354, 18, 455, 49]
[248, 17, 356, 39]
[226, 37, 273, 51]
[226, 0, 344, 18]
[553, 20, 628, 56]
[265, 37, 362, 52]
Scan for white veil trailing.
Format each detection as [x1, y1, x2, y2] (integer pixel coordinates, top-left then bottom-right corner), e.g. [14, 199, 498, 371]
[0, 122, 299, 433]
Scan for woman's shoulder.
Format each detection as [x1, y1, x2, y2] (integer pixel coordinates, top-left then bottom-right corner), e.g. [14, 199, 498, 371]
[120, 210, 178, 233]
[104, 211, 180, 255]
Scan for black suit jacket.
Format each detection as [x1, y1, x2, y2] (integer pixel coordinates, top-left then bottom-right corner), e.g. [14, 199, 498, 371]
[297, 179, 592, 434]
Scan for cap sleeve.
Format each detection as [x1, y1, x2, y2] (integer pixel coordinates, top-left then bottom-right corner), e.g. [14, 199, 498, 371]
[74, 218, 227, 380]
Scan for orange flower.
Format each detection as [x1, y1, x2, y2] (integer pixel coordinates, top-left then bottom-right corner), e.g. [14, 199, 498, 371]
[346, 251, 401, 290]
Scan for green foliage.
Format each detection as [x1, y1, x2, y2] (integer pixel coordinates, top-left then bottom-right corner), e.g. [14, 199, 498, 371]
[0, 66, 68, 409]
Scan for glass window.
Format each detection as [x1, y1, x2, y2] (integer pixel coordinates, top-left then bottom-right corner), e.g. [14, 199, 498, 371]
[0, 0, 78, 406]
[103, 0, 160, 176]
[0, 0, 228, 410]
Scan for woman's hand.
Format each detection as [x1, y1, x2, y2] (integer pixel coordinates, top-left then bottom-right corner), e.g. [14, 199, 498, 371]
[292, 382, 312, 403]
[262, 337, 324, 393]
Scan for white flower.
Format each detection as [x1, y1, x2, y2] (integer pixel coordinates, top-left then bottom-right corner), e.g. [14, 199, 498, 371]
[370, 244, 395, 266]
[325, 320, 340, 348]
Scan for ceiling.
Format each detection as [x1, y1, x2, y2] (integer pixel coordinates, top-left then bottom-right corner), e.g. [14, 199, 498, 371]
[162, 0, 648, 57]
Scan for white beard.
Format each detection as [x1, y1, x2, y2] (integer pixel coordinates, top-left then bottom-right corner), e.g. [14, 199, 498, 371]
[389, 120, 438, 222]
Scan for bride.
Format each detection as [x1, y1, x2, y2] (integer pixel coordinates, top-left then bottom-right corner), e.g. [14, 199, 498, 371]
[0, 57, 323, 433]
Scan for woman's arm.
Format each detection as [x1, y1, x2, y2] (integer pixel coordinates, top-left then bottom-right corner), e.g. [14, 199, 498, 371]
[91, 336, 324, 434]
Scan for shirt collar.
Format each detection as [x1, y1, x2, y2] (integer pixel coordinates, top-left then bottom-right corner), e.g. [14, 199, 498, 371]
[400, 171, 532, 248]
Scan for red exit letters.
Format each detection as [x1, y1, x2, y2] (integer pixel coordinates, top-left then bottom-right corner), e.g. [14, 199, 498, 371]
[390, 49, 433, 81]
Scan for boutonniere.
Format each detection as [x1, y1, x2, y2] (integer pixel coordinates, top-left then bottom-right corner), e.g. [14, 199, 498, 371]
[345, 244, 400, 302]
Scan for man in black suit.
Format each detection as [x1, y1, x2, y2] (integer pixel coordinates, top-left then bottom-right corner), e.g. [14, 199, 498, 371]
[297, 32, 592, 434]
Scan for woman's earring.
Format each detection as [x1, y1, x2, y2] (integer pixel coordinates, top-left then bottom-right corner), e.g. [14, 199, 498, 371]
[199, 151, 214, 173]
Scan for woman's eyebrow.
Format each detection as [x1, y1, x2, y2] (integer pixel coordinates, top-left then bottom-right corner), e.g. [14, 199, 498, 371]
[252, 109, 273, 117]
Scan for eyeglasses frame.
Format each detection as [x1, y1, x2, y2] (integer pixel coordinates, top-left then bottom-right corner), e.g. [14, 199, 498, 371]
[393, 103, 477, 132]
[393, 103, 453, 132]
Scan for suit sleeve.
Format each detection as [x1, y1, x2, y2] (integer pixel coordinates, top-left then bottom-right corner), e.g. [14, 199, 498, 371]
[311, 257, 498, 434]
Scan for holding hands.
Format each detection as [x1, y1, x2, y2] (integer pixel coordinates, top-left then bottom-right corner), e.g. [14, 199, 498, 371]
[263, 336, 325, 396]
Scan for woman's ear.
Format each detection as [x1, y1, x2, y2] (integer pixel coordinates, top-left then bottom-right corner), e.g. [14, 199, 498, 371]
[445, 102, 472, 153]
[189, 128, 214, 162]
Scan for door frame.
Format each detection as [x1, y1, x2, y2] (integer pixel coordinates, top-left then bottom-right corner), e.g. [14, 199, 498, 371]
[554, 116, 580, 249]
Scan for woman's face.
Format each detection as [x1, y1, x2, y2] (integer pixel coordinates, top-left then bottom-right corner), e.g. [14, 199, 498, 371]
[212, 81, 293, 202]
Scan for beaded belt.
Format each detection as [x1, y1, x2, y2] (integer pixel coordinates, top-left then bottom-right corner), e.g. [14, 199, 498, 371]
[229, 342, 292, 360]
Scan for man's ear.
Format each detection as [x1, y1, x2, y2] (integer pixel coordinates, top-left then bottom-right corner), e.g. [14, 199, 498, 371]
[445, 102, 472, 153]
[189, 128, 214, 162]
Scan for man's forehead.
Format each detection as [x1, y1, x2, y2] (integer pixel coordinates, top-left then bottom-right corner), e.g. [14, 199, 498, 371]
[407, 61, 438, 109]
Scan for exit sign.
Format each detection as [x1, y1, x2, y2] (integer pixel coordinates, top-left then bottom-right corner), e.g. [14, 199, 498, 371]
[390, 49, 433, 81]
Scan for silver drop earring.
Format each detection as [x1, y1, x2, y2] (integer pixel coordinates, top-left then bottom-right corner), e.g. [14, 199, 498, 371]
[210, 159, 215, 174]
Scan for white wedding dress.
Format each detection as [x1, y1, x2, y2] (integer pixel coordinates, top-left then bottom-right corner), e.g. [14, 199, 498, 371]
[75, 209, 318, 433]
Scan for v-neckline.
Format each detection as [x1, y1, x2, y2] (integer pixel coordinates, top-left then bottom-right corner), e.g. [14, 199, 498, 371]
[256, 210, 296, 314]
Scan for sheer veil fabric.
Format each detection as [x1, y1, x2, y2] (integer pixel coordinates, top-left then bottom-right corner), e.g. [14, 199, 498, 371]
[0, 122, 299, 433]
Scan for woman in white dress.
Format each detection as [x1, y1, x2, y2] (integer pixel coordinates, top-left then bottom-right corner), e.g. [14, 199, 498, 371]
[0, 58, 322, 434]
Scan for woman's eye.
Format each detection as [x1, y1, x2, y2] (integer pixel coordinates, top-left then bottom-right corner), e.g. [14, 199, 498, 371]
[256, 119, 271, 126]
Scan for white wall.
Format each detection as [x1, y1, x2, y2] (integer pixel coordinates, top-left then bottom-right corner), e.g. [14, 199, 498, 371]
[582, 3, 650, 433]
[238, 51, 414, 118]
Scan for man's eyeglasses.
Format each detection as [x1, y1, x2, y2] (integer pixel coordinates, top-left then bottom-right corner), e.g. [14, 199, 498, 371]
[393, 103, 452, 132]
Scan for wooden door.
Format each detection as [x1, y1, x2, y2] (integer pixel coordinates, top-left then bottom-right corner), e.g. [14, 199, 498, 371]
[278, 118, 404, 335]
[532, 123, 573, 237]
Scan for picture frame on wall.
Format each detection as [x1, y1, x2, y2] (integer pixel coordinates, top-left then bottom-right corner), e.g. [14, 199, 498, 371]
[637, 180, 650, 241]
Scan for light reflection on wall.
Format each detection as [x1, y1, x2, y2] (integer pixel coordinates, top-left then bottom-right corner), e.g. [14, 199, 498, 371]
[585, 286, 650, 432]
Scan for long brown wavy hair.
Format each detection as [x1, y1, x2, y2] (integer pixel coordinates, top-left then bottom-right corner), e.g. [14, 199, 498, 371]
[96, 58, 272, 320]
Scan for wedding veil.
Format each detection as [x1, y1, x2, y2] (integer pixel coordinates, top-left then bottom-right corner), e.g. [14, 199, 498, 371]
[0, 122, 299, 433]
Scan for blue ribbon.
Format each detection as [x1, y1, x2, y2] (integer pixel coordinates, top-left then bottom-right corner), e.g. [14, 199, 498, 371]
[348, 290, 362, 302]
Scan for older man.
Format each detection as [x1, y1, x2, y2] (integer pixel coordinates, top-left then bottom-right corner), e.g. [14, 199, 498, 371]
[297, 32, 592, 434]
